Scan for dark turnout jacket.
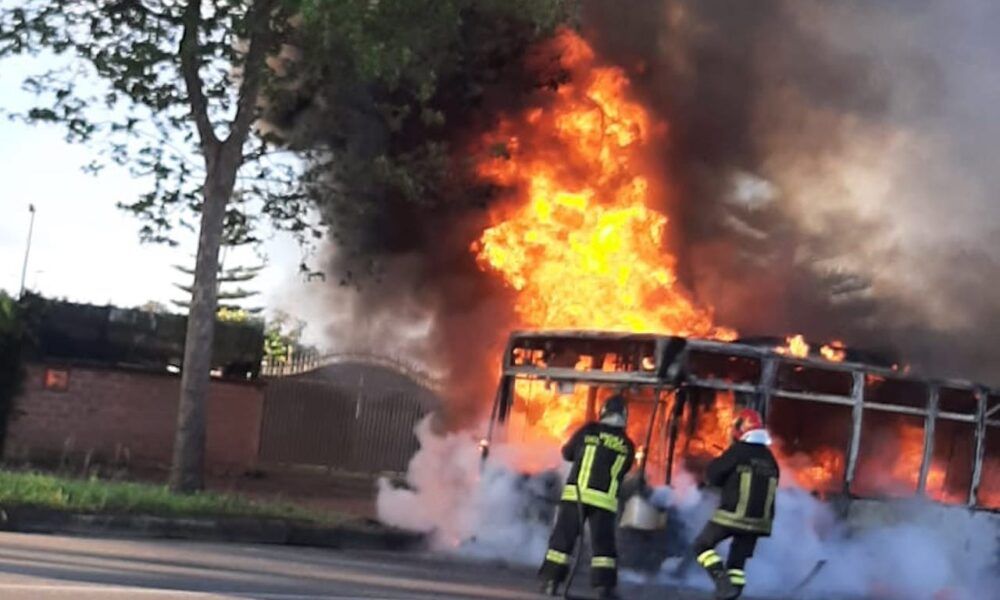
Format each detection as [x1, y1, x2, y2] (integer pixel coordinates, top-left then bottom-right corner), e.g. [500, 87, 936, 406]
[560, 422, 636, 513]
[705, 440, 780, 535]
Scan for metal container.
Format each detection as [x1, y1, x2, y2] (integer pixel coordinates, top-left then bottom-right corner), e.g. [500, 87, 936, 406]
[619, 494, 668, 530]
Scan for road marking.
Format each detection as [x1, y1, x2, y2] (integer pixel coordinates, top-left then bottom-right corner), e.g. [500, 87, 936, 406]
[0, 583, 538, 599]
[0, 585, 384, 598]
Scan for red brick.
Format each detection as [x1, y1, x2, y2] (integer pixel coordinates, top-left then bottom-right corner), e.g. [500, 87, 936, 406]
[6, 363, 264, 473]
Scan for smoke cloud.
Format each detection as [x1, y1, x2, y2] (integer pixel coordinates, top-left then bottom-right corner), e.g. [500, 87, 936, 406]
[302, 0, 1000, 433]
[313, 244, 515, 428]
[656, 486, 999, 600]
[381, 421, 1000, 599]
[581, 0, 1000, 384]
[377, 418, 561, 560]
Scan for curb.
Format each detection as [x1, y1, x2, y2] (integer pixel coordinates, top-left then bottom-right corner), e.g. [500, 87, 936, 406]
[0, 506, 425, 552]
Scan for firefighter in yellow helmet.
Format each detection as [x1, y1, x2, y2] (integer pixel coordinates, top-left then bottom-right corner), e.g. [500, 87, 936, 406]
[693, 407, 780, 600]
[539, 394, 636, 599]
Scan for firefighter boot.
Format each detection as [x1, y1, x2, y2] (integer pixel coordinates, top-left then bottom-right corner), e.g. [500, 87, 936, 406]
[697, 550, 738, 600]
[710, 567, 739, 600]
[594, 586, 621, 600]
[539, 580, 559, 596]
[727, 569, 746, 599]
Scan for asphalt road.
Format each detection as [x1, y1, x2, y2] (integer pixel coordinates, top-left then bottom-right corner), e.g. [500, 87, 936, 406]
[0, 532, 713, 600]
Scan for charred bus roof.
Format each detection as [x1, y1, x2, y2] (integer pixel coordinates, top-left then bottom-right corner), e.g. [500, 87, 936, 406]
[502, 329, 994, 393]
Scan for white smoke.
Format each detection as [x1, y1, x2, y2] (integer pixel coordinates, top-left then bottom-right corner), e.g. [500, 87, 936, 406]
[377, 418, 561, 563]
[380, 420, 999, 599]
[654, 484, 999, 600]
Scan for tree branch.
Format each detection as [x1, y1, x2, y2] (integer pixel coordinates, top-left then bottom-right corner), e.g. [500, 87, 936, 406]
[225, 0, 277, 150]
[179, 0, 218, 153]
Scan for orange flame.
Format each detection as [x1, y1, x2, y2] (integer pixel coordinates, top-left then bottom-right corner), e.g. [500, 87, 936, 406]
[890, 421, 968, 503]
[508, 380, 590, 446]
[473, 29, 734, 342]
[776, 334, 810, 358]
[469, 30, 999, 508]
[820, 340, 847, 362]
[471, 31, 844, 486]
[778, 445, 845, 492]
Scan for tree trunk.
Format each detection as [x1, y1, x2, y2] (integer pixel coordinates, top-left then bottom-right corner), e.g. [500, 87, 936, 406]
[168, 146, 242, 493]
[170, 0, 274, 493]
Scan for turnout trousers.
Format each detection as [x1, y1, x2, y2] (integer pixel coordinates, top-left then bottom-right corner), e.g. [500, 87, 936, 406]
[539, 500, 618, 588]
[692, 521, 760, 597]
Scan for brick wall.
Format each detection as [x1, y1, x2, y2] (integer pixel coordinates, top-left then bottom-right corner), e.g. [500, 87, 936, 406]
[4, 363, 264, 473]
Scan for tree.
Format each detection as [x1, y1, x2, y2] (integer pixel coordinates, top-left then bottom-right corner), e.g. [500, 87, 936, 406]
[0, 0, 575, 492]
[174, 206, 266, 315]
[173, 263, 265, 315]
[266, 0, 579, 282]
[0, 1, 311, 492]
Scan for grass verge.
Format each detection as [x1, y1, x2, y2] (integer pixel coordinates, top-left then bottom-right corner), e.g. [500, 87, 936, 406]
[0, 470, 346, 525]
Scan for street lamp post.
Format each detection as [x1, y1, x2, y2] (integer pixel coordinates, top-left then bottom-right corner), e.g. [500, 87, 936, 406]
[18, 204, 36, 299]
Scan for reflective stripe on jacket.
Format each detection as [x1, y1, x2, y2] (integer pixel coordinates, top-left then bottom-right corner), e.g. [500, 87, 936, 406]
[706, 441, 780, 535]
[561, 422, 635, 512]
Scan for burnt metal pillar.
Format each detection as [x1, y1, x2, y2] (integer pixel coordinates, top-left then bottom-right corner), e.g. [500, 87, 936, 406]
[497, 375, 514, 423]
[481, 376, 507, 465]
[757, 358, 779, 419]
[844, 371, 865, 493]
[664, 387, 687, 485]
[586, 385, 599, 422]
[636, 388, 662, 482]
[482, 374, 514, 460]
[917, 385, 939, 495]
[969, 388, 988, 507]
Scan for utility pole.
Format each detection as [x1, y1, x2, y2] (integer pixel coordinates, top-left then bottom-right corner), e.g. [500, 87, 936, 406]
[18, 204, 36, 299]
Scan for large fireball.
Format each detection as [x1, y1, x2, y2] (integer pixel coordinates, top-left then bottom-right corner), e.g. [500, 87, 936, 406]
[472, 30, 733, 341]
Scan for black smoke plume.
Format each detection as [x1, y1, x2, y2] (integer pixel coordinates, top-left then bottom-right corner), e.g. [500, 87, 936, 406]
[282, 0, 1000, 427]
[581, 0, 1000, 384]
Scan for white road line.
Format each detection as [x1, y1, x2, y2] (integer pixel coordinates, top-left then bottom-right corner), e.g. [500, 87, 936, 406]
[0, 583, 532, 599]
[0, 585, 381, 598]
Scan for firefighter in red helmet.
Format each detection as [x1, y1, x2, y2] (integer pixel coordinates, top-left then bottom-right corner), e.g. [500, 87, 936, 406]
[539, 394, 636, 599]
[693, 407, 780, 600]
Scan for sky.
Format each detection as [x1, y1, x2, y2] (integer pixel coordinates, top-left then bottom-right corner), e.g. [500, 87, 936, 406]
[0, 54, 322, 337]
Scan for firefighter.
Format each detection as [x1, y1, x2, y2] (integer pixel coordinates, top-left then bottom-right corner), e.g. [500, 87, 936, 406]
[539, 394, 636, 599]
[693, 407, 779, 600]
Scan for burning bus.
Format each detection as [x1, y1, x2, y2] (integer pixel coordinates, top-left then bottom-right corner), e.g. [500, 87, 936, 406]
[482, 330, 1000, 512]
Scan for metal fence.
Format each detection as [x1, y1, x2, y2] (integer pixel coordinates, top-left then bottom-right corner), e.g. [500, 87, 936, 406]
[260, 351, 443, 392]
[258, 366, 435, 475]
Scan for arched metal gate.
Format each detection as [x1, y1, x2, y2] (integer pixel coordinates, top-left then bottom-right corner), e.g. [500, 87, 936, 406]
[258, 362, 438, 474]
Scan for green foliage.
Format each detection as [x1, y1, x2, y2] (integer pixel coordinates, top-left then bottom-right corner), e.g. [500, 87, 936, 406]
[267, 0, 578, 279]
[0, 1, 315, 247]
[173, 262, 265, 314]
[216, 307, 252, 322]
[0, 292, 30, 451]
[0, 469, 344, 524]
[0, 1, 573, 256]
[2, 1, 576, 282]
[2, 1, 325, 492]
[263, 310, 309, 363]
[297, 0, 574, 92]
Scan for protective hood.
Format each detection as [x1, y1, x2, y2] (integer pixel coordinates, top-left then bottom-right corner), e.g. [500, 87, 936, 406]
[740, 428, 773, 446]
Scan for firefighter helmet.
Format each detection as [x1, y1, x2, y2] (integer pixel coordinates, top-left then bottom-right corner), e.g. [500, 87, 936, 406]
[600, 394, 628, 427]
[732, 407, 764, 442]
